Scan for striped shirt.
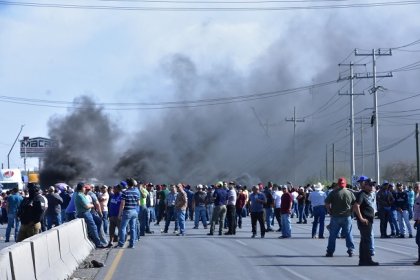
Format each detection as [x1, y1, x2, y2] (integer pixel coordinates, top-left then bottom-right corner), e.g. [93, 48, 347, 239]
[122, 188, 140, 210]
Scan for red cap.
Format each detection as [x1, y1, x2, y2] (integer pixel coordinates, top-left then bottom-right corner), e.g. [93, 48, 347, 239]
[338, 177, 347, 187]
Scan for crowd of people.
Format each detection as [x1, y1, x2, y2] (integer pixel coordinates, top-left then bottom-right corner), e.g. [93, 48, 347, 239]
[0, 176, 419, 266]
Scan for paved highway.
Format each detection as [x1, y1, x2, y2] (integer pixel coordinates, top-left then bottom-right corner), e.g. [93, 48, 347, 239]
[95, 217, 419, 280]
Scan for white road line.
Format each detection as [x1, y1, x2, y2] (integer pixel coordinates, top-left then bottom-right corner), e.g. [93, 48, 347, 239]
[375, 245, 416, 256]
[282, 266, 312, 280]
[235, 240, 247, 246]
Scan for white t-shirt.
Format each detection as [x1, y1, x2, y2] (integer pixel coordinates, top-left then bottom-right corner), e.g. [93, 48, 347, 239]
[273, 190, 283, 208]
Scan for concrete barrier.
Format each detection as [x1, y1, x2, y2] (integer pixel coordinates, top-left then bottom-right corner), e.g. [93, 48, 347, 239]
[66, 219, 95, 262]
[7, 241, 36, 280]
[0, 218, 94, 280]
[56, 220, 83, 274]
[0, 250, 13, 280]
[24, 230, 71, 280]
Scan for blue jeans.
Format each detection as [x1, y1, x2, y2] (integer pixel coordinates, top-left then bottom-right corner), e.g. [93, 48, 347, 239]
[311, 205, 326, 237]
[46, 212, 62, 229]
[265, 207, 273, 230]
[139, 205, 148, 235]
[102, 211, 109, 234]
[6, 214, 20, 242]
[118, 209, 138, 248]
[327, 216, 355, 254]
[390, 209, 400, 235]
[207, 204, 214, 221]
[194, 205, 207, 227]
[298, 205, 307, 223]
[281, 213, 291, 237]
[77, 211, 102, 247]
[397, 210, 412, 236]
[177, 209, 186, 235]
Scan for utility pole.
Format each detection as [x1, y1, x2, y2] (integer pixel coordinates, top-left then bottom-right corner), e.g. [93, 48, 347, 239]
[7, 125, 25, 169]
[326, 144, 328, 181]
[332, 143, 335, 182]
[338, 62, 365, 179]
[416, 123, 419, 182]
[354, 117, 371, 175]
[285, 106, 305, 182]
[354, 48, 393, 184]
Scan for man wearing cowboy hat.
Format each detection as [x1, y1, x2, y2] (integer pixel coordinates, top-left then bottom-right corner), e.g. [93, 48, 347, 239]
[309, 183, 327, 239]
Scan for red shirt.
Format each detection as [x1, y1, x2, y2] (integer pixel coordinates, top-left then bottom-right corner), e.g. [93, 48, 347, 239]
[280, 193, 293, 214]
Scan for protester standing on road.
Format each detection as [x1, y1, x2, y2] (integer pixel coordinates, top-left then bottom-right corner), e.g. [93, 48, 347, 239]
[45, 186, 63, 229]
[163, 185, 178, 234]
[108, 184, 122, 248]
[174, 183, 188, 236]
[279, 185, 293, 238]
[193, 184, 208, 229]
[236, 186, 246, 229]
[98, 185, 109, 234]
[226, 181, 237, 235]
[208, 182, 227, 236]
[5, 187, 23, 242]
[308, 183, 326, 239]
[325, 177, 355, 257]
[413, 182, 420, 265]
[395, 183, 413, 238]
[353, 178, 379, 266]
[118, 178, 140, 248]
[249, 185, 267, 238]
[16, 183, 45, 242]
[376, 182, 394, 238]
[272, 185, 283, 232]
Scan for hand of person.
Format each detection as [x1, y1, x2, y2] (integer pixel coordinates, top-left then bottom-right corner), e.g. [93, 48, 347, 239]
[361, 218, 368, 225]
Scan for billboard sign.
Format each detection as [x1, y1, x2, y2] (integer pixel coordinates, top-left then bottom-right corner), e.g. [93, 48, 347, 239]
[20, 137, 58, 158]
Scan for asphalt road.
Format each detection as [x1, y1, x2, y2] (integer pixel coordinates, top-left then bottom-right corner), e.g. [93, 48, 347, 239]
[94, 217, 419, 280]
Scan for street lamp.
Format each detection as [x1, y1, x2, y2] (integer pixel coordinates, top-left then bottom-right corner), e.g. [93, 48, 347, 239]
[23, 136, 29, 173]
[7, 125, 24, 169]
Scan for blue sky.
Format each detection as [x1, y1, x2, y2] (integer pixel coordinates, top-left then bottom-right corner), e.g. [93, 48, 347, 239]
[1, 1, 420, 183]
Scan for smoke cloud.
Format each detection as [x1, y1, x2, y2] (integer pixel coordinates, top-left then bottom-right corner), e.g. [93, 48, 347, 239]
[40, 9, 420, 187]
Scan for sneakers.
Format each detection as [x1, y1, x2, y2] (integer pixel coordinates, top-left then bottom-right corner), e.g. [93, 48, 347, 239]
[413, 260, 420, 265]
[173, 230, 179, 234]
[347, 250, 353, 257]
[207, 233, 214, 236]
[251, 234, 256, 238]
[398, 234, 405, 238]
[193, 226, 198, 229]
[409, 234, 413, 238]
[325, 252, 333, 257]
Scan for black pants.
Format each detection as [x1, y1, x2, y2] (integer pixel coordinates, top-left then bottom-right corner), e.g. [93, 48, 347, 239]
[378, 208, 390, 236]
[274, 208, 282, 230]
[251, 211, 265, 236]
[226, 205, 237, 234]
[358, 221, 373, 263]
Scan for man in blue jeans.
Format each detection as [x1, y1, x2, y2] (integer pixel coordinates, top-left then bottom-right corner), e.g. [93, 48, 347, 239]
[5, 187, 23, 242]
[118, 178, 140, 248]
[308, 183, 326, 239]
[325, 177, 356, 257]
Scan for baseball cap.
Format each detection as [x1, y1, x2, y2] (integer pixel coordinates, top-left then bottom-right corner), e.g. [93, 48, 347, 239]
[337, 177, 347, 187]
[357, 176, 370, 182]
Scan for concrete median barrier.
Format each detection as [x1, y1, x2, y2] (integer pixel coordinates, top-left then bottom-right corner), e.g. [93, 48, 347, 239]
[7, 241, 36, 280]
[66, 219, 95, 262]
[24, 229, 71, 280]
[0, 218, 94, 280]
[0, 250, 13, 280]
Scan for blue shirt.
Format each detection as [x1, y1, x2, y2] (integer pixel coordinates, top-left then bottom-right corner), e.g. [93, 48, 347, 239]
[121, 188, 140, 211]
[7, 193, 23, 216]
[249, 192, 267, 213]
[109, 193, 122, 217]
[65, 193, 76, 214]
[166, 192, 177, 206]
[213, 188, 228, 206]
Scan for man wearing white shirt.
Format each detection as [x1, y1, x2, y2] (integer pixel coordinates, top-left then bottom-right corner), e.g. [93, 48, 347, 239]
[273, 185, 283, 232]
[309, 182, 327, 239]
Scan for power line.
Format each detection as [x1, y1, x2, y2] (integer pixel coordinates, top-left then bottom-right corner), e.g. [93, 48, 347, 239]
[0, 0, 420, 11]
[0, 80, 337, 110]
